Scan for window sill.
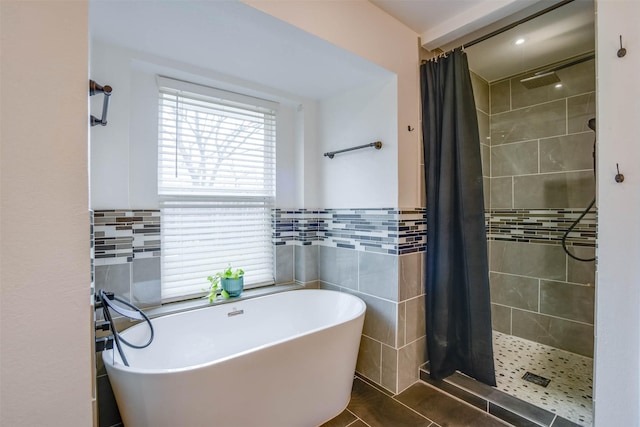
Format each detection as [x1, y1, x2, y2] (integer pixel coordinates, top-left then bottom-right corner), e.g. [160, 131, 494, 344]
[144, 282, 306, 320]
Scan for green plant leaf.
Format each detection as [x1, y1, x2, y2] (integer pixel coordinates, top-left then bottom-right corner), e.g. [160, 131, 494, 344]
[221, 289, 230, 299]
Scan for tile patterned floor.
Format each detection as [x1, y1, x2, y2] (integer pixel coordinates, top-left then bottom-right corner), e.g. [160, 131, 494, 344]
[493, 332, 593, 426]
[322, 376, 511, 427]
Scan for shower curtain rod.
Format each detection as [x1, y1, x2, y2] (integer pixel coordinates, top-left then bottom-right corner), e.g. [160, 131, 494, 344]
[422, 0, 575, 61]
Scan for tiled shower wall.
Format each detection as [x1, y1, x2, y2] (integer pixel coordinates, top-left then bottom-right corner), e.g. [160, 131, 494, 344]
[92, 208, 428, 395]
[471, 56, 597, 357]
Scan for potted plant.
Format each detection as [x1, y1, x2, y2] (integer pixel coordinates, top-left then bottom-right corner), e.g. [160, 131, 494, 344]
[206, 265, 245, 302]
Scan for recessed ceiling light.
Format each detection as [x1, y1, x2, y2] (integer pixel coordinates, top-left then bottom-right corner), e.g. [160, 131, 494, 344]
[555, 83, 563, 89]
[514, 38, 526, 46]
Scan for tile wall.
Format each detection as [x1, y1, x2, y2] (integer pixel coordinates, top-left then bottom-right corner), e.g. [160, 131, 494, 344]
[273, 208, 428, 393]
[471, 56, 597, 357]
[92, 208, 428, 398]
[93, 210, 162, 309]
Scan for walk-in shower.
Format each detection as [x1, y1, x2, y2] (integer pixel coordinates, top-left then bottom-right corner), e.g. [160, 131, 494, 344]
[423, 1, 597, 426]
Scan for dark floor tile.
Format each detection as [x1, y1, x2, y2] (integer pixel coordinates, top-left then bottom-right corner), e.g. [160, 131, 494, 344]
[550, 415, 582, 427]
[489, 403, 543, 427]
[348, 378, 432, 427]
[422, 367, 555, 426]
[396, 382, 509, 427]
[320, 409, 357, 427]
[97, 375, 122, 427]
[349, 421, 369, 427]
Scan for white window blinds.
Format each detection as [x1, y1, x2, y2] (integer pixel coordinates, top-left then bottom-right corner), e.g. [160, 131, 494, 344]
[157, 77, 276, 302]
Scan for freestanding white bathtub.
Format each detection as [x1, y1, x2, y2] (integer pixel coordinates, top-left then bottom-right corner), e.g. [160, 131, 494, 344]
[102, 289, 366, 427]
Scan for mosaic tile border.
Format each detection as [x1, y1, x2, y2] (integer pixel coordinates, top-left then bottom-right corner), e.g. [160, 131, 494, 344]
[273, 208, 427, 255]
[487, 208, 597, 247]
[93, 210, 161, 266]
[92, 207, 596, 262]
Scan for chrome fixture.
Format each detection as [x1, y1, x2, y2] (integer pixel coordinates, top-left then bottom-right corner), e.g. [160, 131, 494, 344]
[90, 80, 112, 127]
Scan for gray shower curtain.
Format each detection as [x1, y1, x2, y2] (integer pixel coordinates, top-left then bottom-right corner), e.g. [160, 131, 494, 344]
[421, 49, 496, 386]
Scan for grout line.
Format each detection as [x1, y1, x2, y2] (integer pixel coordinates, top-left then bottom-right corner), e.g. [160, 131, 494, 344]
[509, 307, 513, 334]
[538, 279, 541, 313]
[537, 139, 541, 174]
[494, 168, 595, 178]
[390, 393, 437, 425]
[511, 176, 515, 209]
[345, 413, 369, 427]
[565, 98, 569, 135]
[501, 305, 595, 327]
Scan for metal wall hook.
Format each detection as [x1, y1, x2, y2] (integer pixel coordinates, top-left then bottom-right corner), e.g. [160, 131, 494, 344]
[618, 35, 627, 58]
[615, 163, 625, 183]
[90, 80, 112, 127]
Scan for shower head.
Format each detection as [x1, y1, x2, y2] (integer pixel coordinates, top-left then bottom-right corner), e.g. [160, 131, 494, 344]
[519, 53, 596, 90]
[588, 118, 596, 132]
[519, 71, 561, 89]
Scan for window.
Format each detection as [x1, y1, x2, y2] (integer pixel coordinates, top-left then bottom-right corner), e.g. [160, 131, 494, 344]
[157, 77, 276, 302]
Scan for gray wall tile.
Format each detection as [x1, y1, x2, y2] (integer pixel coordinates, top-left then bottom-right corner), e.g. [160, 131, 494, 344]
[95, 263, 131, 301]
[568, 92, 596, 134]
[356, 335, 381, 383]
[471, 71, 489, 114]
[319, 281, 340, 292]
[540, 280, 595, 324]
[398, 336, 427, 392]
[510, 59, 595, 110]
[381, 344, 398, 393]
[489, 272, 539, 311]
[399, 252, 422, 301]
[491, 304, 511, 334]
[319, 246, 357, 289]
[511, 309, 593, 357]
[131, 257, 160, 308]
[275, 245, 294, 284]
[295, 245, 318, 283]
[481, 142, 490, 177]
[540, 133, 595, 173]
[490, 177, 513, 209]
[352, 291, 397, 347]
[398, 302, 406, 347]
[491, 140, 538, 177]
[358, 251, 398, 301]
[483, 177, 490, 210]
[490, 80, 510, 114]
[513, 171, 595, 209]
[490, 240, 566, 281]
[478, 111, 490, 148]
[491, 99, 566, 145]
[405, 295, 426, 344]
[567, 247, 596, 285]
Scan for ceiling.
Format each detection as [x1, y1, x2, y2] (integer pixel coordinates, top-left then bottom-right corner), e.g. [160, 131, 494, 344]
[90, 1, 392, 100]
[371, 0, 595, 82]
[90, 0, 595, 92]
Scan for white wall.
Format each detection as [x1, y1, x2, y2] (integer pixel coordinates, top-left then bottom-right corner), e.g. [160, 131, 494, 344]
[243, 0, 422, 209]
[90, 41, 302, 209]
[90, 38, 400, 211]
[0, 1, 93, 425]
[594, 0, 640, 425]
[316, 78, 398, 208]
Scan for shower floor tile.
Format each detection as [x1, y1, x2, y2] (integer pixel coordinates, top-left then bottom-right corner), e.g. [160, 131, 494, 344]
[493, 331, 593, 426]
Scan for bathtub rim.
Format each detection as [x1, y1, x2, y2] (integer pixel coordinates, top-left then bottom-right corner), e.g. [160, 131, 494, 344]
[102, 288, 366, 375]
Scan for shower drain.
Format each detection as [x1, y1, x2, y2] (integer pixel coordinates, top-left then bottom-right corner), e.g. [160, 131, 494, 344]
[522, 371, 551, 387]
